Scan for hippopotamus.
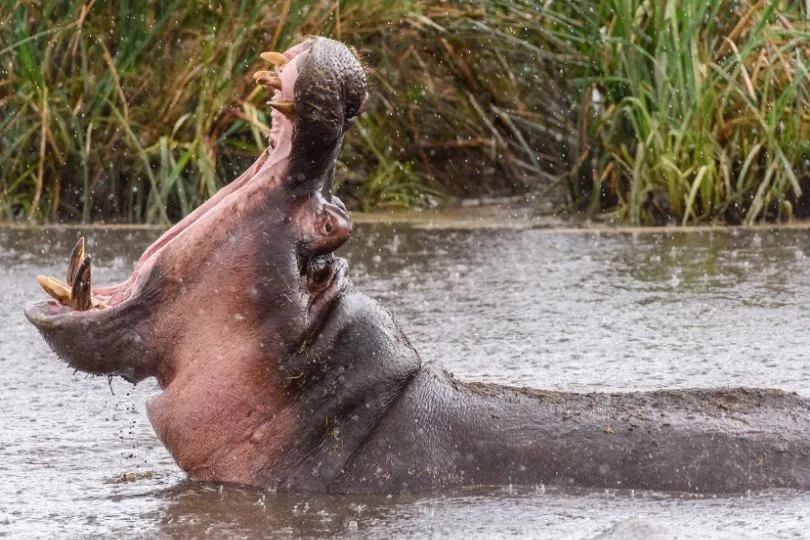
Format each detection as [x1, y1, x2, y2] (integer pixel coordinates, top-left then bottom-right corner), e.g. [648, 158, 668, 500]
[26, 37, 810, 494]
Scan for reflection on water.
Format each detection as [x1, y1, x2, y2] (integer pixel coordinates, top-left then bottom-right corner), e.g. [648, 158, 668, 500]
[3, 225, 810, 537]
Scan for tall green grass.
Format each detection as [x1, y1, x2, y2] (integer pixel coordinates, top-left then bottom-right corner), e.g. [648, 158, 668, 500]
[577, 0, 810, 224]
[0, 0, 571, 223]
[4, 0, 809, 225]
[1, 1, 274, 223]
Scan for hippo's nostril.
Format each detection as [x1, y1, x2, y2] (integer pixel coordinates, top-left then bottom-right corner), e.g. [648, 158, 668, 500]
[324, 220, 334, 235]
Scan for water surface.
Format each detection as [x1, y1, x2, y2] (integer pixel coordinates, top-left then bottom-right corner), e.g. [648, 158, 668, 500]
[2, 225, 810, 538]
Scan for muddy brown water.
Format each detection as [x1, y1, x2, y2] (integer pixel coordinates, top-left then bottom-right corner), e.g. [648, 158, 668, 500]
[3, 224, 810, 538]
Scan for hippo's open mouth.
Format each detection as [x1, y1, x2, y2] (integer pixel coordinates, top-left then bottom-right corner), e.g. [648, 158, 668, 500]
[25, 37, 367, 386]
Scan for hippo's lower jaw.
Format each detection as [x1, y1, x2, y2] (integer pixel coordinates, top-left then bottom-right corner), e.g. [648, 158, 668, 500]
[24, 36, 810, 494]
[24, 237, 166, 383]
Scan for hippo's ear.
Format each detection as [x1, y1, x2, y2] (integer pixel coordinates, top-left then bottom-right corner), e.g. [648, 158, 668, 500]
[290, 194, 352, 257]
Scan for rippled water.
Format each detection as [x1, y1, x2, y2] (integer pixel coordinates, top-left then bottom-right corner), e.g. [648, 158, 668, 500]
[3, 225, 810, 538]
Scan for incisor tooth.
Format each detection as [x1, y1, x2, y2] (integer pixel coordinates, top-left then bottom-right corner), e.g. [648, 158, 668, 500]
[70, 255, 92, 311]
[260, 51, 289, 67]
[37, 275, 72, 305]
[253, 71, 282, 90]
[66, 236, 85, 285]
[269, 99, 295, 119]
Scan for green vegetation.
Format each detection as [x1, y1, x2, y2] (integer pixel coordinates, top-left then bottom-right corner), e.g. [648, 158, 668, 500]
[578, 0, 810, 225]
[0, 0, 568, 223]
[2, 0, 810, 225]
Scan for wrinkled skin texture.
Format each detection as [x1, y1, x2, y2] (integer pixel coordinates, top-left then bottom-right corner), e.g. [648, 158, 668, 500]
[27, 37, 810, 494]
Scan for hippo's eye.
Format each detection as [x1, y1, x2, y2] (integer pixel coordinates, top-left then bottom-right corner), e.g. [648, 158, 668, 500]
[310, 266, 332, 289]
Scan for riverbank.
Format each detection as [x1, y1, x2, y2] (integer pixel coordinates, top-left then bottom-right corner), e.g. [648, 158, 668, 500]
[8, 204, 810, 233]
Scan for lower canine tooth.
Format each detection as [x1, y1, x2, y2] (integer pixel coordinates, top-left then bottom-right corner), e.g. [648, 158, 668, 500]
[66, 237, 86, 285]
[37, 275, 72, 305]
[70, 255, 92, 311]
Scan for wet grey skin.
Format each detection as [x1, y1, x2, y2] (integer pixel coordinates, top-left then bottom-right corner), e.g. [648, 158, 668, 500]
[25, 37, 810, 494]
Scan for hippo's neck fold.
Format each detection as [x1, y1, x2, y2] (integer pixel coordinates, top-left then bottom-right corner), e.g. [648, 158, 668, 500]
[259, 289, 422, 491]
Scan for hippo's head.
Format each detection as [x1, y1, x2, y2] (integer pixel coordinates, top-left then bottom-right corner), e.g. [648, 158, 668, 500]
[23, 39, 411, 488]
[26, 36, 368, 377]
[26, 37, 367, 383]
[26, 37, 420, 491]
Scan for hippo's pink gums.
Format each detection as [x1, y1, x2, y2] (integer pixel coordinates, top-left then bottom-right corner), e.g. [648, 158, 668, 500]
[27, 37, 810, 494]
